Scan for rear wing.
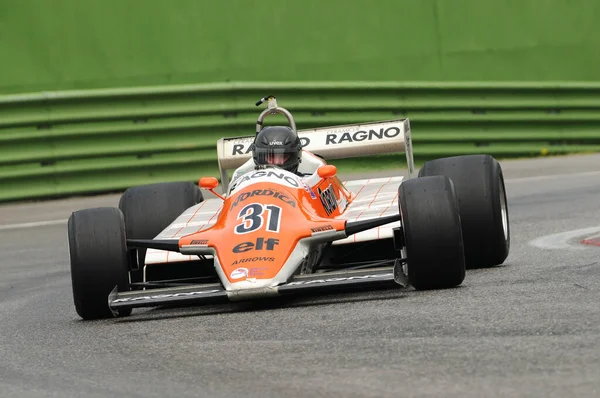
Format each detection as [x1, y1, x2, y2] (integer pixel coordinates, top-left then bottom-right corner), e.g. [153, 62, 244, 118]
[217, 118, 414, 191]
[216, 97, 414, 191]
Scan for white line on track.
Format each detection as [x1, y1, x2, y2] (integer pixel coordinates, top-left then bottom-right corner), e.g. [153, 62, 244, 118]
[529, 226, 600, 250]
[0, 219, 67, 231]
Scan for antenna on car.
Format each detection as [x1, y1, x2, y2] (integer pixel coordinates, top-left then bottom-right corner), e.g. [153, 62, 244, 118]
[255, 95, 278, 108]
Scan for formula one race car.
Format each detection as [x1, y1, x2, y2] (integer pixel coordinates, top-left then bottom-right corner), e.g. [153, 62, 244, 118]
[68, 97, 510, 320]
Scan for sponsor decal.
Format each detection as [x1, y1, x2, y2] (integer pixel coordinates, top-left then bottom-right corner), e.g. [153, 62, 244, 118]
[229, 266, 271, 279]
[189, 239, 209, 245]
[311, 225, 335, 233]
[231, 257, 274, 265]
[231, 140, 255, 155]
[325, 127, 401, 145]
[233, 238, 279, 253]
[230, 267, 249, 279]
[247, 267, 268, 277]
[326, 127, 355, 135]
[300, 179, 317, 199]
[230, 189, 296, 210]
[229, 170, 300, 192]
[318, 184, 338, 215]
[231, 137, 310, 155]
[112, 289, 221, 303]
[269, 141, 283, 145]
[286, 273, 393, 286]
[232, 145, 250, 155]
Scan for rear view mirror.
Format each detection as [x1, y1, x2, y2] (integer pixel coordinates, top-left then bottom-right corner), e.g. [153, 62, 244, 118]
[198, 177, 224, 200]
[317, 165, 337, 179]
[199, 177, 219, 190]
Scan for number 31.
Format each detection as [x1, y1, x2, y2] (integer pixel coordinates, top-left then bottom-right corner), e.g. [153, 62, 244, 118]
[234, 203, 282, 234]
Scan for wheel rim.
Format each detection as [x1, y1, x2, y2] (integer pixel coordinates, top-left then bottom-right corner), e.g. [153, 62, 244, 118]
[499, 177, 508, 241]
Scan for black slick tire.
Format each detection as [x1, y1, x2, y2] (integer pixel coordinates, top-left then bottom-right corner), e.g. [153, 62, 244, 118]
[399, 176, 466, 290]
[68, 207, 131, 320]
[118, 182, 203, 274]
[418, 155, 510, 268]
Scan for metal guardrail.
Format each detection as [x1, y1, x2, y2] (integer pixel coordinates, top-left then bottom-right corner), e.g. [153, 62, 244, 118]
[2, 82, 600, 202]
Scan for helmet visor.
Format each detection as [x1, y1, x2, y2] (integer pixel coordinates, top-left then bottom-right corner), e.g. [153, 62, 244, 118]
[265, 152, 291, 166]
[255, 147, 299, 171]
[257, 148, 292, 165]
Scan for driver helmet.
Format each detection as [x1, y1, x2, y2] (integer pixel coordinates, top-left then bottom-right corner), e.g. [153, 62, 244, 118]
[251, 126, 302, 173]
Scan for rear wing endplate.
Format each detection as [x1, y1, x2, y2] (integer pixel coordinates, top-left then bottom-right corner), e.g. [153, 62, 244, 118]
[216, 118, 414, 191]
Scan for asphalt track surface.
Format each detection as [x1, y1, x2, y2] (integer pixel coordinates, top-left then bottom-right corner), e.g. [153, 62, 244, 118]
[1, 154, 600, 398]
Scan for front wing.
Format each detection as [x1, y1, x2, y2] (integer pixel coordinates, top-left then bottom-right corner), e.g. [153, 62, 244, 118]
[109, 265, 405, 313]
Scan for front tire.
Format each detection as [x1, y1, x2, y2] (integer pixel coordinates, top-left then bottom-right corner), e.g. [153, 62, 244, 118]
[68, 207, 131, 320]
[119, 182, 203, 276]
[399, 176, 466, 290]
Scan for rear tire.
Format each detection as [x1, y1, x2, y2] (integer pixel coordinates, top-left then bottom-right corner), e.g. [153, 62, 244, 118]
[419, 155, 510, 268]
[119, 182, 203, 279]
[68, 207, 131, 320]
[399, 176, 466, 290]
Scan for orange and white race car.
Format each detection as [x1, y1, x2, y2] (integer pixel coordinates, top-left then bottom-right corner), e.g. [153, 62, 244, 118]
[68, 97, 510, 320]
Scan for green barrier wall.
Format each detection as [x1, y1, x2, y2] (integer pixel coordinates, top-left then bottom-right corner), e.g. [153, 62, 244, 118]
[1, 0, 600, 94]
[2, 82, 600, 202]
